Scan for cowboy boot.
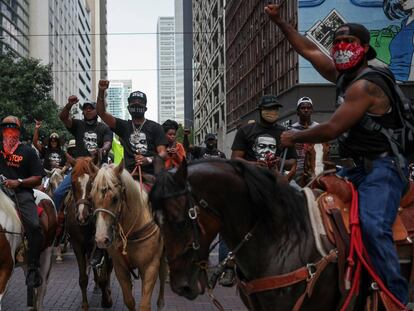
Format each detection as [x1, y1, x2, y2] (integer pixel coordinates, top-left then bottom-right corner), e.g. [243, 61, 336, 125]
[219, 267, 236, 287]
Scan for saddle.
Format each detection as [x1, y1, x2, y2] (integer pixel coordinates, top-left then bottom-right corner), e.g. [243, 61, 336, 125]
[312, 175, 414, 246]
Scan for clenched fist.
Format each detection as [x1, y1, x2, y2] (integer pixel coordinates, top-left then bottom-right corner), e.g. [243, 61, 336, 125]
[264, 4, 283, 24]
[68, 95, 79, 106]
[98, 80, 110, 91]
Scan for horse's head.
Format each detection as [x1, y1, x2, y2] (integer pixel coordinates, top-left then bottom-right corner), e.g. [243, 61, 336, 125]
[71, 157, 98, 225]
[150, 159, 221, 299]
[91, 162, 128, 249]
[46, 166, 67, 195]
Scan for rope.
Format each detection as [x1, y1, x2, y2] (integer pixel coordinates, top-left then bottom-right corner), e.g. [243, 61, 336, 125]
[340, 181, 407, 311]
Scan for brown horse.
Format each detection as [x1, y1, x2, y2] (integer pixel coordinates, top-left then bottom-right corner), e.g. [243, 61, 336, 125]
[150, 159, 362, 310]
[0, 187, 57, 311]
[66, 157, 113, 310]
[92, 162, 166, 311]
[43, 167, 68, 198]
[300, 143, 330, 187]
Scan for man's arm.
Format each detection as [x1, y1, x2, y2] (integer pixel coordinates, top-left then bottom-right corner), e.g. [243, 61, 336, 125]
[282, 79, 378, 146]
[4, 176, 42, 189]
[59, 95, 79, 129]
[32, 120, 43, 152]
[265, 4, 337, 82]
[96, 80, 116, 129]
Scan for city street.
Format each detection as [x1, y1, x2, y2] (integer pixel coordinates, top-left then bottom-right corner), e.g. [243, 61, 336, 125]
[2, 249, 247, 311]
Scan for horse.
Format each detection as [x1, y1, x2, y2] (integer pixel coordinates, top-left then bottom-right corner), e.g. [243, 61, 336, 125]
[43, 167, 68, 198]
[150, 159, 344, 310]
[66, 157, 113, 310]
[0, 186, 57, 311]
[300, 143, 330, 187]
[91, 162, 166, 311]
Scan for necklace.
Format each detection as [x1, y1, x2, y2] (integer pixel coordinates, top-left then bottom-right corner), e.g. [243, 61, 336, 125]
[132, 118, 146, 134]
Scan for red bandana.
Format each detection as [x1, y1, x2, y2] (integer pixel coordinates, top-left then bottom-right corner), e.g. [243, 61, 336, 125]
[331, 42, 365, 71]
[2, 128, 21, 155]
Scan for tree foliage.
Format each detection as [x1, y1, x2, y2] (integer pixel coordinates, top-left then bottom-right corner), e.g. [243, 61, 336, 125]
[0, 52, 68, 142]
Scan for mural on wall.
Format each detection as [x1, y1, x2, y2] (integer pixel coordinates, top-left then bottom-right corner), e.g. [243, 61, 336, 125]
[298, 0, 414, 83]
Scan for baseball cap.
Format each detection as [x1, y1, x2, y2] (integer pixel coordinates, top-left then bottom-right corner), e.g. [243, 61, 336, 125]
[333, 23, 377, 60]
[67, 139, 76, 149]
[205, 133, 216, 141]
[49, 132, 59, 139]
[82, 102, 96, 110]
[297, 97, 313, 108]
[128, 91, 147, 105]
[258, 95, 283, 109]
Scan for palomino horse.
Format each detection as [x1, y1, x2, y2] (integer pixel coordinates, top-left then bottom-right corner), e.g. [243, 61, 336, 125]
[150, 159, 347, 310]
[66, 157, 112, 310]
[92, 162, 166, 311]
[43, 167, 68, 198]
[0, 186, 57, 311]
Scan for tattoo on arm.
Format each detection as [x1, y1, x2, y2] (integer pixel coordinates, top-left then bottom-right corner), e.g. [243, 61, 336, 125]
[362, 80, 388, 101]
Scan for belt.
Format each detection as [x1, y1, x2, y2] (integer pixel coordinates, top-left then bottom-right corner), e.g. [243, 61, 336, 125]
[339, 152, 391, 170]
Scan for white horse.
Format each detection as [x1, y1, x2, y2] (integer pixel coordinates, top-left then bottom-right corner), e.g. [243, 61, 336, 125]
[0, 188, 57, 311]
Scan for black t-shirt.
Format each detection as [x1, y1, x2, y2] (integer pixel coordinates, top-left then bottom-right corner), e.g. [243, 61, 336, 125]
[41, 147, 66, 170]
[67, 119, 113, 159]
[0, 143, 46, 193]
[113, 118, 167, 174]
[231, 123, 297, 161]
[191, 147, 226, 160]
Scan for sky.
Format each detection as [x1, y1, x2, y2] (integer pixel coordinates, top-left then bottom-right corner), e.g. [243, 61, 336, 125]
[107, 0, 175, 122]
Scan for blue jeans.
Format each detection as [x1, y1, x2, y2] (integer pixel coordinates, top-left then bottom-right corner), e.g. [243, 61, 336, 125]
[339, 156, 408, 304]
[219, 237, 230, 263]
[53, 172, 72, 212]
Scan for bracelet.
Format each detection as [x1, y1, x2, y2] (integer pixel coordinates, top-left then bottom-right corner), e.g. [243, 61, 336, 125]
[146, 157, 153, 164]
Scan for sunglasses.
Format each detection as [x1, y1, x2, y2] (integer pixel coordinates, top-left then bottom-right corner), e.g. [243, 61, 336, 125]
[1, 124, 20, 129]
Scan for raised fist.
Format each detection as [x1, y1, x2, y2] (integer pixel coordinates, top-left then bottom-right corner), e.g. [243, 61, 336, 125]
[68, 95, 79, 105]
[34, 119, 42, 129]
[264, 4, 283, 24]
[99, 80, 110, 91]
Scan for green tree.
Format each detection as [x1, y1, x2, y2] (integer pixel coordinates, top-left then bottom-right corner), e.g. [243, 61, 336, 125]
[0, 52, 68, 142]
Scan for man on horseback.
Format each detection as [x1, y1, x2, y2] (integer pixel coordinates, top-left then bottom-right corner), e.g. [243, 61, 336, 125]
[183, 131, 226, 161]
[0, 116, 45, 288]
[231, 95, 297, 178]
[96, 80, 167, 175]
[53, 96, 113, 266]
[266, 4, 409, 306]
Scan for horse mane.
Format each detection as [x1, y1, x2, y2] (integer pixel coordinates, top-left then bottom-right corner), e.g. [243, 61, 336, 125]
[228, 160, 307, 237]
[0, 188, 21, 228]
[93, 164, 148, 211]
[72, 157, 93, 179]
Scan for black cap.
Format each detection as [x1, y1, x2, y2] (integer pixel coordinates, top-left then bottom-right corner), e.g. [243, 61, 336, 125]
[82, 102, 96, 110]
[128, 91, 147, 105]
[258, 95, 283, 109]
[333, 23, 377, 60]
[205, 133, 216, 141]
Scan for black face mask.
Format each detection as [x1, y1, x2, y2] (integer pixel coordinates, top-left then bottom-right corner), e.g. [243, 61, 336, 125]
[206, 141, 216, 150]
[128, 105, 147, 118]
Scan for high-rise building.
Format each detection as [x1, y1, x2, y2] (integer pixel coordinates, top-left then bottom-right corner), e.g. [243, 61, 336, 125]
[157, 16, 175, 124]
[174, 0, 193, 127]
[192, 0, 226, 149]
[107, 82, 126, 120]
[110, 79, 132, 120]
[0, 0, 30, 57]
[86, 0, 107, 99]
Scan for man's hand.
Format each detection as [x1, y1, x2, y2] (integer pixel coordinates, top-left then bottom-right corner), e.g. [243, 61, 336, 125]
[4, 179, 21, 189]
[135, 154, 151, 166]
[167, 147, 176, 155]
[264, 4, 283, 24]
[281, 131, 296, 147]
[98, 80, 110, 91]
[68, 95, 79, 106]
[34, 119, 42, 129]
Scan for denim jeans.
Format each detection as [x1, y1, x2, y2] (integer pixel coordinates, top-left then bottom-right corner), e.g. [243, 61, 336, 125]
[338, 156, 408, 304]
[52, 171, 72, 212]
[219, 237, 230, 263]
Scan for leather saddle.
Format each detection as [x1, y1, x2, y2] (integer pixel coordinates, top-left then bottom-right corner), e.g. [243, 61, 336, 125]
[312, 175, 414, 246]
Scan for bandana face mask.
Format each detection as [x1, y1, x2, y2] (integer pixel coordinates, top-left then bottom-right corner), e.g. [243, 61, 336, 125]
[128, 105, 147, 118]
[331, 42, 365, 71]
[2, 128, 21, 155]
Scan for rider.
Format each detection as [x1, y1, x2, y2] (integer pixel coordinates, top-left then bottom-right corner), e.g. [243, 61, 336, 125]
[0, 116, 45, 288]
[183, 131, 226, 160]
[33, 120, 66, 171]
[265, 3, 409, 305]
[53, 96, 113, 267]
[162, 119, 186, 169]
[96, 80, 167, 175]
[231, 95, 297, 179]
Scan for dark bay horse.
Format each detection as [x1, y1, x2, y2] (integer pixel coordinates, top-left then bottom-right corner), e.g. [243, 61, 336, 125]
[150, 159, 340, 310]
[66, 157, 113, 310]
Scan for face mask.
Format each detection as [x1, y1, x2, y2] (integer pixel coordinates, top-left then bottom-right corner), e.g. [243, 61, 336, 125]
[261, 110, 279, 123]
[128, 105, 146, 118]
[2, 128, 21, 155]
[331, 42, 365, 71]
[206, 141, 215, 150]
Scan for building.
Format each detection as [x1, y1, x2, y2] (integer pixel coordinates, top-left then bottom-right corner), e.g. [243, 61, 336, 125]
[192, 0, 226, 149]
[110, 79, 132, 120]
[107, 82, 126, 120]
[157, 16, 176, 124]
[174, 0, 193, 127]
[86, 0, 108, 99]
[0, 0, 30, 57]
[225, 0, 414, 152]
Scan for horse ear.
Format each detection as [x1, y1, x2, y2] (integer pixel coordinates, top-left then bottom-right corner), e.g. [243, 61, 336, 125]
[174, 157, 188, 183]
[115, 159, 124, 177]
[61, 166, 68, 175]
[88, 159, 99, 176]
[45, 169, 52, 177]
[92, 152, 100, 166]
